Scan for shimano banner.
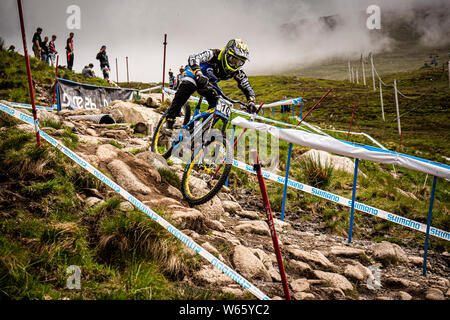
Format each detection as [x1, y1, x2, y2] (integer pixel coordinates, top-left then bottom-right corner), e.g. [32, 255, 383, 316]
[57, 78, 135, 110]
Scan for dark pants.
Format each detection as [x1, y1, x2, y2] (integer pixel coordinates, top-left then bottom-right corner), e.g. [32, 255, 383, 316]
[167, 80, 219, 120]
[67, 51, 74, 71]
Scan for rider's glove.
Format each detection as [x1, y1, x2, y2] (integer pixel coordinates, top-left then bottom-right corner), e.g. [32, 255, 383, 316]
[246, 100, 257, 114]
[194, 71, 209, 89]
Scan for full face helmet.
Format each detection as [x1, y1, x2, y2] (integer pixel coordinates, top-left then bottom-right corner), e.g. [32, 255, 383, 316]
[218, 39, 249, 74]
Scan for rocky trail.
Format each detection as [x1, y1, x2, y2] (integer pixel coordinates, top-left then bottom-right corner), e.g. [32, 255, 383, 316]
[3, 97, 449, 301]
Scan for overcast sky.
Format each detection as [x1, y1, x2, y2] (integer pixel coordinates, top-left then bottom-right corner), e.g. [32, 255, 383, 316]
[1, 0, 449, 83]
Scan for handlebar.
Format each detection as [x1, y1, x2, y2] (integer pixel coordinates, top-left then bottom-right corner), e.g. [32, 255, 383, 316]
[207, 84, 247, 108]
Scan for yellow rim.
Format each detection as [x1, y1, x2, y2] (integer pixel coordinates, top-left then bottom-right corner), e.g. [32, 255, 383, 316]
[184, 141, 227, 200]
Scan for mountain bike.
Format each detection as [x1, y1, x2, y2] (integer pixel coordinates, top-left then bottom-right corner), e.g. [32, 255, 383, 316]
[151, 84, 248, 205]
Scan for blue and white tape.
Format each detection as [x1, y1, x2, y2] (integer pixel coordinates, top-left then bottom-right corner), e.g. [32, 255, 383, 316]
[0, 102, 270, 300]
[232, 159, 450, 241]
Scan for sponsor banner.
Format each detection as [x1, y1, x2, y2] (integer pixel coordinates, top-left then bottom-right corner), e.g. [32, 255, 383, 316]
[0, 102, 269, 300]
[232, 159, 450, 242]
[57, 78, 136, 110]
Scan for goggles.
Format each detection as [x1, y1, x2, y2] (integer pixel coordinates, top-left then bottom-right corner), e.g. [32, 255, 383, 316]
[227, 53, 245, 69]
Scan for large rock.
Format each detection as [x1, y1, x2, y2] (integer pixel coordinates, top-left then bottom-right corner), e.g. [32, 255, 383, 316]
[97, 143, 119, 162]
[425, 288, 445, 300]
[300, 149, 367, 177]
[233, 245, 271, 282]
[287, 246, 335, 269]
[171, 209, 206, 232]
[135, 151, 169, 170]
[313, 270, 353, 291]
[107, 159, 153, 194]
[343, 262, 372, 282]
[194, 265, 234, 286]
[291, 278, 310, 293]
[102, 100, 161, 125]
[222, 200, 243, 214]
[197, 196, 224, 220]
[235, 221, 270, 236]
[370, 241, 408, 265]
[329, 246, 366, 258]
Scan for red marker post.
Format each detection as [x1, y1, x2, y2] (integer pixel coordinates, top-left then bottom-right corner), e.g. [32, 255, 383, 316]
[17, 0, 40, 146]
[250, 149, 291, 300]
[161, 34, 167, 103]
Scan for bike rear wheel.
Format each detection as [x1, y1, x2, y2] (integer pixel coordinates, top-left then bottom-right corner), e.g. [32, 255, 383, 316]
[181, 134, 232, 205]
[151, 103, 191, 159]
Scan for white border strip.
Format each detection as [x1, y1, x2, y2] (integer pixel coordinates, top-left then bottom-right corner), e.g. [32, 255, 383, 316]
[232, 159, 450, 242]
[0, 102, 270, 300]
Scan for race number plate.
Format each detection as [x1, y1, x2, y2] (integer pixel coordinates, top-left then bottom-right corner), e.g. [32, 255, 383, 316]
[215, 99, 232, 118]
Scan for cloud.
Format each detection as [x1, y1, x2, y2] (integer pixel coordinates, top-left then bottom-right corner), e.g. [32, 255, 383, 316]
[0, 0, 449, 83]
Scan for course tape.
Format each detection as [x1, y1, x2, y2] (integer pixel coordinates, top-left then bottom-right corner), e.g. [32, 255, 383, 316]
[8, 102, 57, 112]
[0, 102, 270, 300]
[232, 159, 450, 242]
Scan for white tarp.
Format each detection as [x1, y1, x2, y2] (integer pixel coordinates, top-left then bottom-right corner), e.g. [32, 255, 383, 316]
[231, 116, 450, 180]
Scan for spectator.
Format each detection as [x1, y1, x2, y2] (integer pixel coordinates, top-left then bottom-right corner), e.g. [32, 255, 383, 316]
[48, 35, 58, 67]
[82, 63, 95, 78]
[168, 69, 175, 89]
[66, 32, 74, 71]
[41, 36, 49, 65]
[96, 45, 110, 81]
[174, 66, 184, 90]
[7, 45, 15, 54]
[32, 27, 43, 59]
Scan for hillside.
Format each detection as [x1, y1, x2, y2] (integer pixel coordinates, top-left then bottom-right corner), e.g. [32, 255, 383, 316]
[0, 43, 449, 301]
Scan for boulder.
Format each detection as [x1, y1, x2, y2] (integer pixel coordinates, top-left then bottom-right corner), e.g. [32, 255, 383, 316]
[171, 209, 206, 232]
[425, 288, 445, 300]
[343, 262, 372, 282]
[233, 245, 271, 282]
[329, 246, 366, 258]
[236, 210, 260, 220]
[313, 270, 353, 291]
[291, 278, 310, 293]
[102, 100, 161, 125]
[107, 159, 153, 194]
[197, 196, 224, 220]
[370, 241, 408, 265]
[85, 197, 103, 207]
[194, 265, 234, 286]
[96, 143, 119, 162]
[222, 200, 243, 214]
[135, 151, 169, 170]
[287, 246, 335, 269]
[235, 221, 270, 236]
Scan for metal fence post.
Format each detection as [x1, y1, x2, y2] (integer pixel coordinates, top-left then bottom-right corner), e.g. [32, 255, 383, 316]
[348, 158, 360, 243]
[423, 176, 437, 276]
[281, 143, 293, 221]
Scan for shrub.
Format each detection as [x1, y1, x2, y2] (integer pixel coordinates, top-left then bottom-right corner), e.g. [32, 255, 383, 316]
[299, 154, 334, 189]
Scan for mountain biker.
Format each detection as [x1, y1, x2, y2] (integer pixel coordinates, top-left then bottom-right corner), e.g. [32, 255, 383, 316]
[165, 39, 257, 129]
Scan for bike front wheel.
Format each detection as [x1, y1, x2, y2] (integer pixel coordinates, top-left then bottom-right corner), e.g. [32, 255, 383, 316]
[181, 134, 232, 205]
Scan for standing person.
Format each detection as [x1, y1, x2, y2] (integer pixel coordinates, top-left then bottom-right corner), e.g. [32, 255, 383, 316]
[168, 69, 175, 89]
[48, 35, 58, 67]
[41, 36, 49, 65]
[66, 32, 74, 71]
[7, 45, 15, 54]
[31, 27, 43, 59]
[174, 66, 184, 90]
[96, 45, 110, 82]
[164, 38, 256, 129]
